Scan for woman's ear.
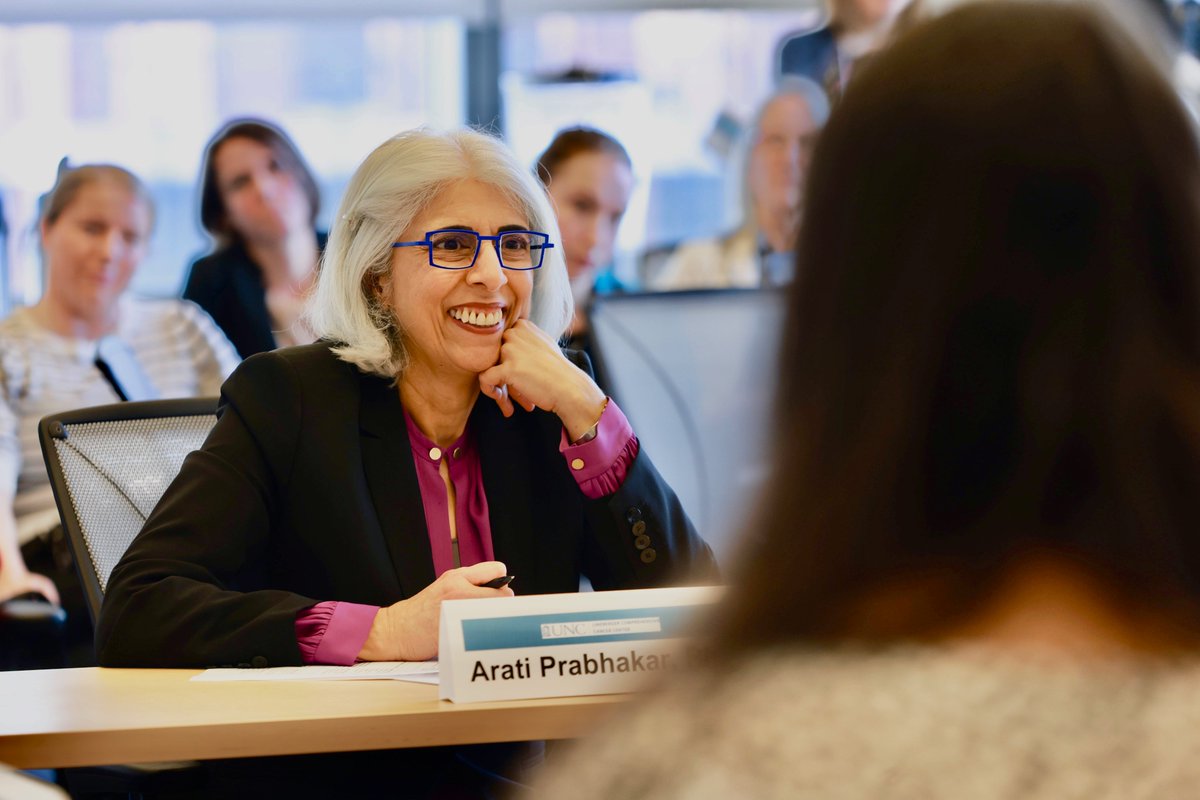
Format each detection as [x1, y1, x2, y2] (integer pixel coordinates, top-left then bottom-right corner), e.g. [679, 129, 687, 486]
[366, 270, 391, 306]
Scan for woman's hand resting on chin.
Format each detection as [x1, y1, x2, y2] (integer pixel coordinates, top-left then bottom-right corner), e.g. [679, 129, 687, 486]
[478, 320, 607, 441]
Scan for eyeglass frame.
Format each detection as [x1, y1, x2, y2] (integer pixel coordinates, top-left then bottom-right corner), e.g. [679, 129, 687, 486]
[391, 227, 555, 271]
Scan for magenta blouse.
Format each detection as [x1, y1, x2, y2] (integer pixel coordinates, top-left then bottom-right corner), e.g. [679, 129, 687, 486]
[294, 399, 638, 665]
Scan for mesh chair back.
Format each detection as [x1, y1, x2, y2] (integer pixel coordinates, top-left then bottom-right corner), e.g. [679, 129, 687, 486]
[38, 398, 218, 624]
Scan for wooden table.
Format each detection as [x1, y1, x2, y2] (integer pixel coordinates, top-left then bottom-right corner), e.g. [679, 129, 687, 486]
[0, 668, 628, 769]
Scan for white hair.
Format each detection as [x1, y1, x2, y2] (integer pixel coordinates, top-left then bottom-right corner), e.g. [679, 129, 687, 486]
[308, 127, 573, 378]
[772, 75, 832, 130]
[735, 76, 831, 236]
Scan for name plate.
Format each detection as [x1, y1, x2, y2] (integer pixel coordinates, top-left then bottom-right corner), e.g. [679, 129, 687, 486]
[438, 586, 720, 703]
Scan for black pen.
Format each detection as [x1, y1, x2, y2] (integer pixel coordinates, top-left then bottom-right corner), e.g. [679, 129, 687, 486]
[480, 575, 515, 589]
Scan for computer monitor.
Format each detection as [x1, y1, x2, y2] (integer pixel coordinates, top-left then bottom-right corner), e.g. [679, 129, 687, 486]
[589, 288, 787, 565]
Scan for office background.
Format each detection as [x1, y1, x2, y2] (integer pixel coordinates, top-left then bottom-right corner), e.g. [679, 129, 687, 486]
[0, 0, 821, 315]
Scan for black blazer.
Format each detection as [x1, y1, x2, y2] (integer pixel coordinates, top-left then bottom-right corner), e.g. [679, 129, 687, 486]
[96, 342, 716, 668]
[182, 233, 327, 360]
[777, 26, 838, 86]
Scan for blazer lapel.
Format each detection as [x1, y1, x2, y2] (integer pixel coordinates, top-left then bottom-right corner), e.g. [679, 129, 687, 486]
[358, 373, 436, 598]
[473, 398, 537, 593]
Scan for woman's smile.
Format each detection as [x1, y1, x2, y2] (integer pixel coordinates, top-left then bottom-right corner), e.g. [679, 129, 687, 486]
[447, 304, 506, 333]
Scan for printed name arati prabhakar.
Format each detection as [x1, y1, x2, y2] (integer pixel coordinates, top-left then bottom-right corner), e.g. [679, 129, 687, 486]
[470, 650, 678, 682]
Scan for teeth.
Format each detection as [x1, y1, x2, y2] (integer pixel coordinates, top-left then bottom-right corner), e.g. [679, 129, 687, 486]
[451, 308, 502, 327]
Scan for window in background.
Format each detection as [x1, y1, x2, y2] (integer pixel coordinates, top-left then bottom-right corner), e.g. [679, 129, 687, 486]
[502, 9, 820, 286]
[0, 17, 464, 313]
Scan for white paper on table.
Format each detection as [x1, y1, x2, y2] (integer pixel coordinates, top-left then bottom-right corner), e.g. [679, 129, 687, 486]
[191, 661, 439, 682]
[396, 672, 440, 685]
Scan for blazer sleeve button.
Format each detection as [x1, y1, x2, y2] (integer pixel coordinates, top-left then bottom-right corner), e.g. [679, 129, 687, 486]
[635, 534, 651, 550]
[640, 548, 657, 564]
[626, 506, 643, 524]
[631, 520, 647, 536]
[251, 656, 269, 668]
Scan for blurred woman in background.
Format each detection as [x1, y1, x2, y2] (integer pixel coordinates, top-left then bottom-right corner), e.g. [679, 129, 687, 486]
[535, 127, 635, 393]
[651, 77, 829, 291]
[184, 118, 324, 359]
[535, 126, 634, 344]
[0, 164, 237, 659]
[539, 2, 1200, 796]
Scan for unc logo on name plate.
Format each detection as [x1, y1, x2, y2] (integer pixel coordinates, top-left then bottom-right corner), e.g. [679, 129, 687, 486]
[437, 586, 721, 703]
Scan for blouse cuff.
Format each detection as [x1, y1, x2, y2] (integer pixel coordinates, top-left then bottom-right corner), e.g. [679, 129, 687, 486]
[559, 399, 640, 499]
[295, 601, 380, 665]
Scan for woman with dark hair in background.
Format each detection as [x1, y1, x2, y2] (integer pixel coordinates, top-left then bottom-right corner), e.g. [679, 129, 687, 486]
[535, 127, 633, 389]
[183, 118, 324, 359]
[539, 2, 1200, 796]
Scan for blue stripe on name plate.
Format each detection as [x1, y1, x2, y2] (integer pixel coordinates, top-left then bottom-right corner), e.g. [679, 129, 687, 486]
[461, 606, 697, 651]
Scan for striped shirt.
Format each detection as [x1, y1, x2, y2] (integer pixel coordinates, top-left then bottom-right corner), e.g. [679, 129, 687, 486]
[0, 297, 240, 544]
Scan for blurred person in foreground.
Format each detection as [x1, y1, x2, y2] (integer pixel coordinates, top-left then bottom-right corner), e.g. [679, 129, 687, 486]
[538, 3, 1200, 797]
[0, 164, 237, 652]
[183, 118, 324, 359]
[97, 128, 714, 794]
[535, 126, 635, 390]
[652, 77, 829, 291]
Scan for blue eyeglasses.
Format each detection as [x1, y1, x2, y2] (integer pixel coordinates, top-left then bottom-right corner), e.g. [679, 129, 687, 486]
[392, 228, 554, 271]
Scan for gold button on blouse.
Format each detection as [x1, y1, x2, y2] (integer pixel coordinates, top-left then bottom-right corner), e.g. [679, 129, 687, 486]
[571, 458, 585, 470]
[452, 447, 462, 459]
[429, 447, 442, 461]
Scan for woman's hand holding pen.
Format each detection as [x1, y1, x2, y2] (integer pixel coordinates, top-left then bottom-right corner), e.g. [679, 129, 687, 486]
[357, 561, 515, 662]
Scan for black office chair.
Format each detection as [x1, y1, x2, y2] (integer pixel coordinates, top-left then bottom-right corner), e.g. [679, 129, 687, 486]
[38, 398, 219, 798]
[39, 398, 218, 624]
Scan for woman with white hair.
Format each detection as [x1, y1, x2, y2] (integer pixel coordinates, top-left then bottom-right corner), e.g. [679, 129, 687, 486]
[96, 128, 714, 673]
[652, 76, 830, 290]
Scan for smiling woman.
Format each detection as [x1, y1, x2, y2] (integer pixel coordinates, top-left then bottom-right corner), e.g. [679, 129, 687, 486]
[95, 128, 716, 794]
[0, 164, 238, 660]
[386, 181, 539, 382]
[40, 172, 153, 331]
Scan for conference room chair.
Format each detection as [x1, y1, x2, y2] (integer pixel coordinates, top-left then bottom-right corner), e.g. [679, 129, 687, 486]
[37, 397, 219, 799]
[38, 397, 218, 624]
